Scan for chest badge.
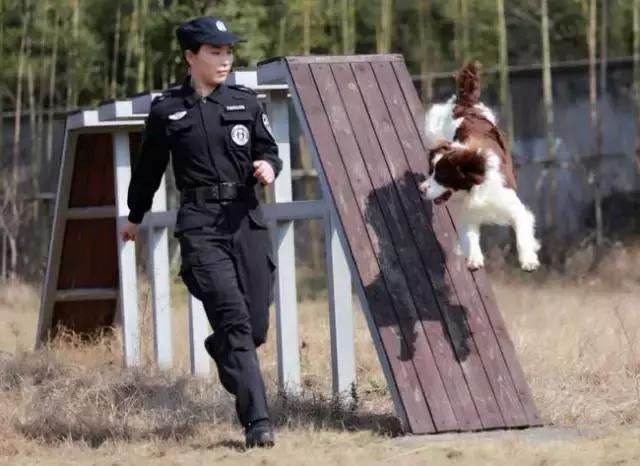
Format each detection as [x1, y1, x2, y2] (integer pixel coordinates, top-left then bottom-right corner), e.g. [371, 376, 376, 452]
[231, 124, 250, 146]
[168, 110, 187, 120]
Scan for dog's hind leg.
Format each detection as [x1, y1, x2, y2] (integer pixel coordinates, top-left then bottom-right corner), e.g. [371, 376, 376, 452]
[507, 194, 540, 271]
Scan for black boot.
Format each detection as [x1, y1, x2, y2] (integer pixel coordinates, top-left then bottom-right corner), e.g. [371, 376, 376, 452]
[245, 419, 275, 448]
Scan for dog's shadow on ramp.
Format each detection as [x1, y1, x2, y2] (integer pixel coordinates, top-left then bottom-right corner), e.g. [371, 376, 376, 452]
[360, 171, 472, 363]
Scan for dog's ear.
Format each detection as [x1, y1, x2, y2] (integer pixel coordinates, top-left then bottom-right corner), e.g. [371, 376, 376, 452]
[451, 148, 486, 186]
[427, 140, 452, 171]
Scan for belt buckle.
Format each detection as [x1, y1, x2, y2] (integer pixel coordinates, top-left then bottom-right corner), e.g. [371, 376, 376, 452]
[219, 182, 235, 200]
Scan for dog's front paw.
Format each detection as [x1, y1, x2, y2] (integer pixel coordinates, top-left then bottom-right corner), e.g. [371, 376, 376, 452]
[466, 254, 484, 271]
[519, 253, 540, 272]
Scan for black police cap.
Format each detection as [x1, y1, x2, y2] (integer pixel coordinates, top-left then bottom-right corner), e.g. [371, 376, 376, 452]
[176, 16, 244, 50]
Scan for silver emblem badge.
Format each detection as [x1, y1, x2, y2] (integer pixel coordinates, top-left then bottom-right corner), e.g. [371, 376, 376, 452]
[230, 124, 249, 146]
[168, 110, 187, 120]
[216, 20, 227, 31]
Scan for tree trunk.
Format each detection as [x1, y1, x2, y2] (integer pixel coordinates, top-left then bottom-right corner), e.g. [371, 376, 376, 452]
[36, 0, 48, 177]
[339, 0, 356, 54]
[278, 15, 287, 56]
[111, 3, 122, 98]
[377, 0, 392, 53]
[13, 14, 28, 181]
[303, 0, 311, 54]
[66, 0, 80, 109]
[0, 0, 4, 281]
[634, 0, 640, 172]
[461, 0, 470, 61]
[27, 61, 38, 218]
[541, 0, 556, 239]
[341, 0, 349, 54]
[7, 3, 30, 280]
[497, 0, 514, 147]
[137, 0, 149, 91]
[418, 0, 433, 102]
[350, 0, 356, 52]
[124, 0, 139, 94]
[594, 0, 608, 246]
[46, 10, 60, 163]
[586, 0, 600, 245]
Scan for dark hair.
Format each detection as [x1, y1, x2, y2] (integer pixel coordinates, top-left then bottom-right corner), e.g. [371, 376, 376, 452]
[180, 42, 202, 65]
[183, 42, 203, 54]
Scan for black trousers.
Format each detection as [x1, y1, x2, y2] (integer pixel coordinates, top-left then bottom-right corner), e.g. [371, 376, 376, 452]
[177, 203, 275, 427]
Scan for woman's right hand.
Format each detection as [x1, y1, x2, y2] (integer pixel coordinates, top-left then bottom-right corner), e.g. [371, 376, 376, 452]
[121, 221, 140, 242]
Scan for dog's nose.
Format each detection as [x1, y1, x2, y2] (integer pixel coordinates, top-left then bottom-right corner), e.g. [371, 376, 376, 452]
[418, 181, 428, 193]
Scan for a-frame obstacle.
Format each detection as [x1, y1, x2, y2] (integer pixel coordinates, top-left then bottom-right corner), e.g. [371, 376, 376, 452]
[37, 54, 540, 435]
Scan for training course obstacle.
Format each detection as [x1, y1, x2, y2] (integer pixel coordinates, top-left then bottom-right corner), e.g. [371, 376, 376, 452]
[36, 54, 540, 435]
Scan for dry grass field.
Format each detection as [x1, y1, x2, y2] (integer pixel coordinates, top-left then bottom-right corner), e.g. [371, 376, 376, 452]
[1, 241, 639, 465]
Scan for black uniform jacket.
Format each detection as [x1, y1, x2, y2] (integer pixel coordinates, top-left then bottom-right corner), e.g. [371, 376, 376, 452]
[126, 76, 282, 234]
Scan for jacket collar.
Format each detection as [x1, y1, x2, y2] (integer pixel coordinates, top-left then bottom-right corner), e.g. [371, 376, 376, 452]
[181, 75, 227, 107]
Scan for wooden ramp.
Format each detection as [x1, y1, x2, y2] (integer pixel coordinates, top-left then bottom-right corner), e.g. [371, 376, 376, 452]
[257, 54, 541, 434]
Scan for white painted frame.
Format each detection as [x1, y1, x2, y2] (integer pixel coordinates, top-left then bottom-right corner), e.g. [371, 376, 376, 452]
[37, 70, 356, 398]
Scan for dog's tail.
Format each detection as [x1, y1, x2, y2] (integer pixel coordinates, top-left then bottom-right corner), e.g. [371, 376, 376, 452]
[455, 61, 481, 108]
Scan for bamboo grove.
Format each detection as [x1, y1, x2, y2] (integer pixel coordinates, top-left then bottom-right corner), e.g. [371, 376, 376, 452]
[1, 0, 640, 279]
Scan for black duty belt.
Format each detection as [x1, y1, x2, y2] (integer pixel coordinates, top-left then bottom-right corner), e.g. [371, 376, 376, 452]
[180, 182, 252, 204]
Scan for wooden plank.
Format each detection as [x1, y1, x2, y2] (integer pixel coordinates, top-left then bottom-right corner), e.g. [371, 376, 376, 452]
[67, 206, 116, 220]
[335, 61, 486, 431]
[284, 66, 410, 433]
[288, 54, 404, 64]
[348, 61, 496, 429]
[51, 300, 116, 337]
[189, 294, 211, 376]
[269, 89, 301, 393]
[469, 269, 542, 425]
[57, 218, 119, 289]
[113, 131, 140, 367]
[389, 60, 532, 427]
[289, 61, 435, 434]
[68, 133, 116, 207]
[56, 288, 118, 301]
[311, 62, 457, 432]
[325, 209, 356, 398]
[36, 129, 77, 346]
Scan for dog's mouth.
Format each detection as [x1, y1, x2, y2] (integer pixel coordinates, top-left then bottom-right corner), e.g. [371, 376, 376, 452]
[433, 190, 452, 205]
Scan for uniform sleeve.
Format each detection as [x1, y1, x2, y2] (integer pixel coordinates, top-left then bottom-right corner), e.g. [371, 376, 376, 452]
[126, 106, 170, 224]
[252, 102, 282, 177]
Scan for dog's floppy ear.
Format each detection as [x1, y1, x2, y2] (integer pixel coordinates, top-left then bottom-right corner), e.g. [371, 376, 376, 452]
[427, 139, 452, 170]
[451, 148, 486, 186]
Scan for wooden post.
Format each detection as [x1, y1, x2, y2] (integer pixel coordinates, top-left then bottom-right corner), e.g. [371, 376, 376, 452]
[35, 130, 78, 346]
[113, 131, 140, 367]
[269, 89, 301, 393]
[148, 175, 172, 369]
[325, 208, 355, 398]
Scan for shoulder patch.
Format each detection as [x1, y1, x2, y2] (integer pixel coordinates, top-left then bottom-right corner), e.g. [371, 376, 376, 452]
[151, 91, 172, 107]
[228, 84, 258, 95]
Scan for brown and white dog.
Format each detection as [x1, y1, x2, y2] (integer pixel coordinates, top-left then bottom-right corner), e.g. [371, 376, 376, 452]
[419, 62, 540, 271]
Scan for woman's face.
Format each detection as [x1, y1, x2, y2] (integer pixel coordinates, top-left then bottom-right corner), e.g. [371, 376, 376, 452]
[186, 43, 234, 86]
